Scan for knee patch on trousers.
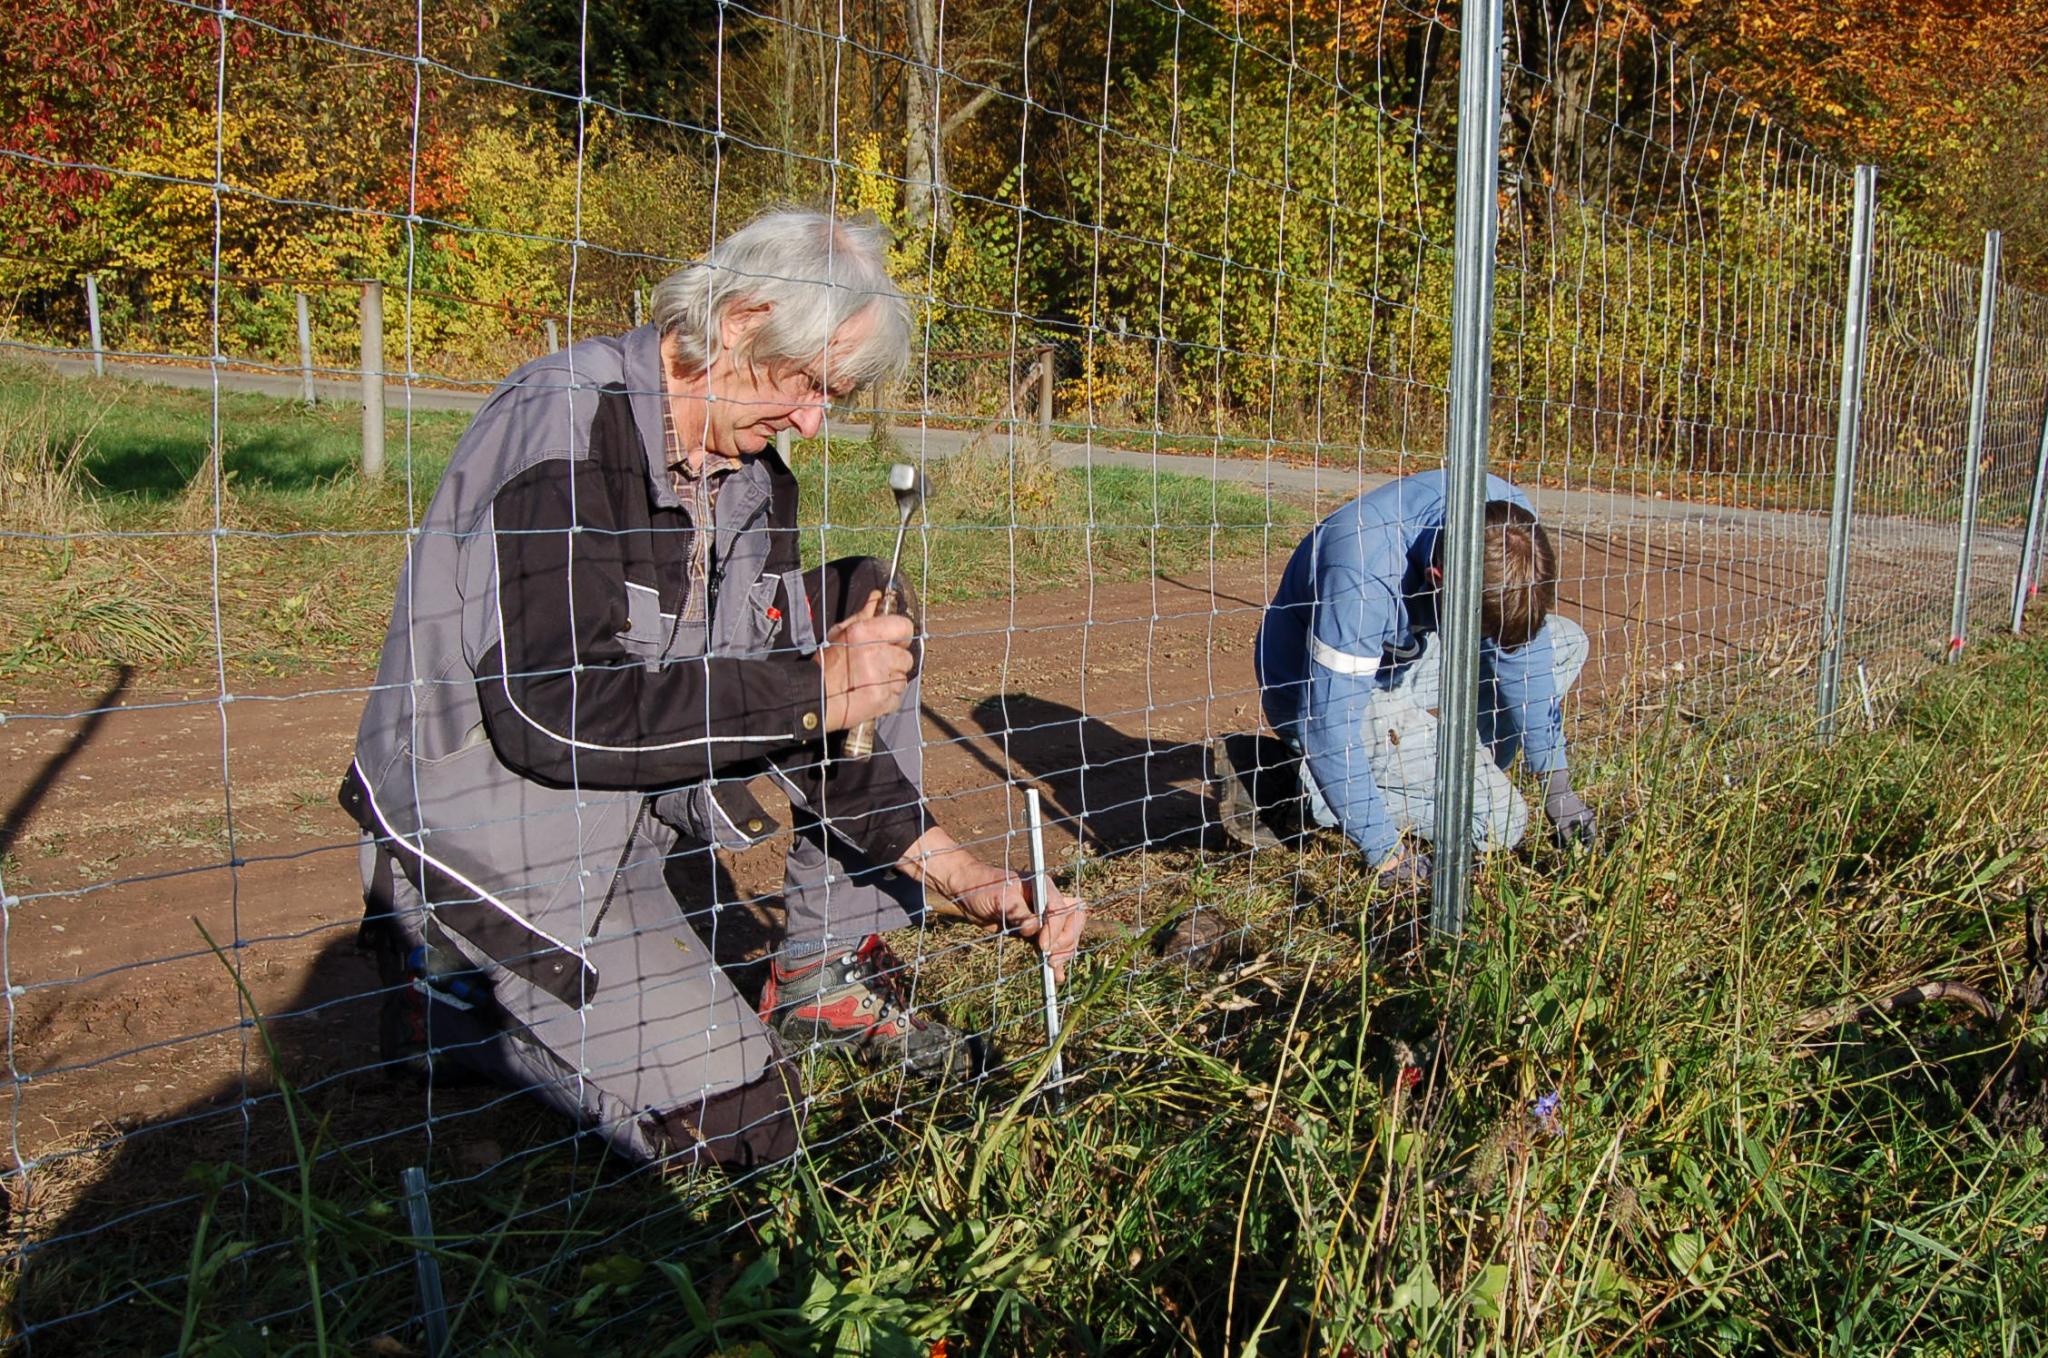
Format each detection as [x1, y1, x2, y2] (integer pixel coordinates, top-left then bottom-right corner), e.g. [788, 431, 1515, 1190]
[648, 1049, 804, 1172]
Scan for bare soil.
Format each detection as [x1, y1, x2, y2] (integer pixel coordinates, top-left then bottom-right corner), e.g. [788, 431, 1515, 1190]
[0, 506, 2009, 1178]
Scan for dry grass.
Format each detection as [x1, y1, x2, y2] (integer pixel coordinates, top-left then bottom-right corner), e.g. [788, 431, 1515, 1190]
[0, 395, 105, 536]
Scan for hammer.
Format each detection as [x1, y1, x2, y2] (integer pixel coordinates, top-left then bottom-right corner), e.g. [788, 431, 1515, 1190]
[842, 462, 928, 760]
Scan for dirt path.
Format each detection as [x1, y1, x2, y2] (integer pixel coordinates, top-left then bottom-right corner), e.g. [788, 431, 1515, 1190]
[0, 505, 2021, 1158]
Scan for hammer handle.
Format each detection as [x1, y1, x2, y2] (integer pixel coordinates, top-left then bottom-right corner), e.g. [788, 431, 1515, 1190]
[840, 510, 914, 762]
[838, 585, 898, 760]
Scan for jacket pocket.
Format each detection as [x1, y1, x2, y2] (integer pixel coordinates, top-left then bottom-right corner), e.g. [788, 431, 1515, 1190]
[345, 745, 636, 1008]
[725, 576, 786, 658]
[617, 580, 672, 669]
[651, 777, 780, 851]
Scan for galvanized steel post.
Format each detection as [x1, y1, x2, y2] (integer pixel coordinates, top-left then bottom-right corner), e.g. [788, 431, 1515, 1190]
[359, 279, 386, 479]
[295, 291, 316, 405]
[1947, 230, 2000, 661]
[400, 1167, 450, 1357]
[1816, 166, 1878, 742]
[1430, 0, 1505, 939]
[2014, 400, 2048, 635]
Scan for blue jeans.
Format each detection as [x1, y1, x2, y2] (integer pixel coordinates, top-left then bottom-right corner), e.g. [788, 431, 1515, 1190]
[1290, 615, 1589, 854]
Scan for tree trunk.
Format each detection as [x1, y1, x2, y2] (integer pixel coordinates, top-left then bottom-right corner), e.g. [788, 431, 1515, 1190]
[901, 0, 951, 237]
[781, 0, 801, 192]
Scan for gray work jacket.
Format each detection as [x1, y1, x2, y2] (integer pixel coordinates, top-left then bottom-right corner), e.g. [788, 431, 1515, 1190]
[340, 325, 922, 1007]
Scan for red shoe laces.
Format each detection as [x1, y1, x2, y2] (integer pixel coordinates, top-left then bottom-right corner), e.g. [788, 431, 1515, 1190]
[852, 936, 914, 1011]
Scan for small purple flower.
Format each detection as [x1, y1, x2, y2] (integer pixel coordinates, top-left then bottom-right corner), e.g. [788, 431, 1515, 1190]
[1530, 1090, 1564, 1136]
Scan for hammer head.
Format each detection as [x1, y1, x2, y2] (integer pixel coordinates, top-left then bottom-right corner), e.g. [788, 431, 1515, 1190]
[887, 462, 928, 514]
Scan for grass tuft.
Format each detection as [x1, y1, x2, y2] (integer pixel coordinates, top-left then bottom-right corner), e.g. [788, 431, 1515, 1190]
[0, 392, 105, 536]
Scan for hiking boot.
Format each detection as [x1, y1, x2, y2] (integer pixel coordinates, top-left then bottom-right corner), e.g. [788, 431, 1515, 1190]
[1209, 733, 1301, 850]
[759, 935, 982, 1081]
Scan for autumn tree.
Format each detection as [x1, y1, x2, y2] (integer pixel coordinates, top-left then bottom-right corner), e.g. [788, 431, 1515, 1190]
[1644, 0, 2048, 279]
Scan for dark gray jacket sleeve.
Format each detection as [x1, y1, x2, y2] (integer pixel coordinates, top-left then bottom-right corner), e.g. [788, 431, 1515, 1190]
[474, 458, 826, 789]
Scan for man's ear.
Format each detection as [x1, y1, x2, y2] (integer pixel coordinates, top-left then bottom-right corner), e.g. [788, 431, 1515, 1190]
[718, 300, 773, 357]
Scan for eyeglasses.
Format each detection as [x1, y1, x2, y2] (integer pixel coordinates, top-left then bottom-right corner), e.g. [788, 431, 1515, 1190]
[789, 366, 853, 404]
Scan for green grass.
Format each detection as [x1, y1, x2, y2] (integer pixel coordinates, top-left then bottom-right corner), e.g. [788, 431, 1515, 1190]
[0, 365, 1306, 685]
[0, 372, 473, 504]
[1046, 416, 1997, 523]
[8, 635, 2046, 1355]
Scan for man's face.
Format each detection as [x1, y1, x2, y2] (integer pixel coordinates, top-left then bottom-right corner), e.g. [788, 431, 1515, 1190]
[699, 305, 872, 457]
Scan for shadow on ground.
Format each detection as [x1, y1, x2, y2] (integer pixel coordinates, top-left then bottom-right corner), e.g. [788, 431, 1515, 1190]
[956, 692, 1214, 855]
[4, 865, 792, 1356]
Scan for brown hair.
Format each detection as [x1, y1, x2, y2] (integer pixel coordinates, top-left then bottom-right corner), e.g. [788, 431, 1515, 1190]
[1433, 500, 1557, 650]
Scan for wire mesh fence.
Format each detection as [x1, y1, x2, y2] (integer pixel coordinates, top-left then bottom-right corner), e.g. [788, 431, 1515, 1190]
[2, 0, 2047, 1352]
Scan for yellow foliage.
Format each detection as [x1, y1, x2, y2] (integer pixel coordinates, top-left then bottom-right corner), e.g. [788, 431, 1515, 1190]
[75, 103, 343, 350]
[841, 134, 901, 237]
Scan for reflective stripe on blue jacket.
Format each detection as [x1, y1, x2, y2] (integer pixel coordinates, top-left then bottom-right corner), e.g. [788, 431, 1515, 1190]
[1253, 470, 1566, 863]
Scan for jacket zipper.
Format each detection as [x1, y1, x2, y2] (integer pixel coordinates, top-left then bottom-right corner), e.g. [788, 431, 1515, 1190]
[585, 797, 651, 940]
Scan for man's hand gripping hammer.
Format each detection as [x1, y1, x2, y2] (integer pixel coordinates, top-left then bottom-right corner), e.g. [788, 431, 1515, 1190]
[842, 463, 928, 760]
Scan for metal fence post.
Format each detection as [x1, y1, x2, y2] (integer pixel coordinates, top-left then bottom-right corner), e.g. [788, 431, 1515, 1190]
[295, 291, 316, 405]
[1037, 344, 1055, 438]
[359, 279, 386, 479]
[84, 273, 104, 377]
[400, 1167, 450, 1357]
[1430, 0, 1505, 939]
[544, 318, 560, 352]
[1947, 230, 2000, 661]
[2014, 399, 2048, 635]
[1816, 166, 1878, 741]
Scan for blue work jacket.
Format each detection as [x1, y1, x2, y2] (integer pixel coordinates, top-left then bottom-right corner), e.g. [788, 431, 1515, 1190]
[1254, 470, 1566, 862]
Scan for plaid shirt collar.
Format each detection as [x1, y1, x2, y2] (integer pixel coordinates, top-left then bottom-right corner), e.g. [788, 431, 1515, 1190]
[659, 373, 743, 496]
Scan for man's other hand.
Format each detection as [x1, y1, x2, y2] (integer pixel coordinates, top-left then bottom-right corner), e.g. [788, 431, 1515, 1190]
[900, 827, 1089, 983]
[949, 864, 1086, 984]
[1542, 773, 1597, 850]
[818, 589, 915, 731]
[1376, 844, 1432, 889]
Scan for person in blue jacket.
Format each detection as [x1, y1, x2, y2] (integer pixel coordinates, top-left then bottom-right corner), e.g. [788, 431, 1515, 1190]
[1219, 470, 1596, 884]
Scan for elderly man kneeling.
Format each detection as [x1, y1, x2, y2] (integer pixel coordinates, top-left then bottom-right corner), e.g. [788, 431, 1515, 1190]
[340, 208, 1083, 1169]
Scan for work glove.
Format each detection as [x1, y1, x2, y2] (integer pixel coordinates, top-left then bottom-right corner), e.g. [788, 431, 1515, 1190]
[1375, 847, 1433, 890]
[1543, 768, 1597, 849]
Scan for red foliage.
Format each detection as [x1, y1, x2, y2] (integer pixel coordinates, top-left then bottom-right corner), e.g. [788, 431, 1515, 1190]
[0, 0, 214, 222]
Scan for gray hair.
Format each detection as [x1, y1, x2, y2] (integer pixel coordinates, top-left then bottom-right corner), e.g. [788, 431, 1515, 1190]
[649, 208, 910, 391]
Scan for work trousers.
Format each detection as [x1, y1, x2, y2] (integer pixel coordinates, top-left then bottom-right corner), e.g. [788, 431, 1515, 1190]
[1295, 615, 1589, 853]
